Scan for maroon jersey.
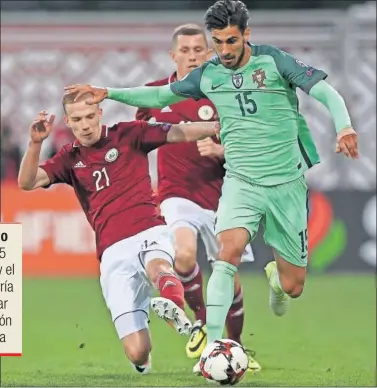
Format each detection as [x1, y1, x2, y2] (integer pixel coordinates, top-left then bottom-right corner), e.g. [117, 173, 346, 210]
[136, 73, 224, 211]
[40, 121, 171, 259]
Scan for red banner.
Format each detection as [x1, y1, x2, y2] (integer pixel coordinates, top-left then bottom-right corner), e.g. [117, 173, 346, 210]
[2, 183, 99, 276]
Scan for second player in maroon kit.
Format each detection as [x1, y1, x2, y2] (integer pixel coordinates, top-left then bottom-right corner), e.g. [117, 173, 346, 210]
[136, 24, 259, 372]
[136, 74, 223, 212]
[18, 91, 219, 375]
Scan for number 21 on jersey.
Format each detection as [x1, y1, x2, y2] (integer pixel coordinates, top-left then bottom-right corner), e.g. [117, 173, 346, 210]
[93, 167, 110, 191]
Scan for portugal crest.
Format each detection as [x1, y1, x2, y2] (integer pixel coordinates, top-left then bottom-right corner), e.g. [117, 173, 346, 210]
[232, 73, 243, 89]
[252, 69, 267, 88]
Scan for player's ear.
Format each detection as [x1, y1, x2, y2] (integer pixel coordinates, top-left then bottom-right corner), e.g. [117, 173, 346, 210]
[169, 50, 176, 63]
[243, 27, 251, 42]
[63, 115, 70, 128]
[98, 108, 103, 120]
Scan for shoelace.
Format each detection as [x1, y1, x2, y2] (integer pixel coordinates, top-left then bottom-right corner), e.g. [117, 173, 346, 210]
[190, 326, 201, 340]
[273, 288, 287, 302]
[190, 322, 206, 340]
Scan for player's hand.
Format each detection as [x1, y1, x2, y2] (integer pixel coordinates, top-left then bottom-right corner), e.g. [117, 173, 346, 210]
[214, 121, 220, 134]
[29, 111, 55, 143]
[63, 84, 108, 105]
[336, 127, 359, 159]
[197, 137, 224, 158]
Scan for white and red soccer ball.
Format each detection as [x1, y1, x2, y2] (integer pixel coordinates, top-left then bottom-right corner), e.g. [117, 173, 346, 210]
[199, 339, 249, 385]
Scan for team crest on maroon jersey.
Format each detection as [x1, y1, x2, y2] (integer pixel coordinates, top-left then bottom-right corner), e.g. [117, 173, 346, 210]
[252, 69, 267, 88]
[198, 105, 214, 121]
[232, 73, 243, 89]
[105, 148, 119, 162]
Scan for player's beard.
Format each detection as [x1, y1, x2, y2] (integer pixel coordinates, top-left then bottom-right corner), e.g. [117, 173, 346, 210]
[221, 43, 247, 70]
[232, 44, 246, 69]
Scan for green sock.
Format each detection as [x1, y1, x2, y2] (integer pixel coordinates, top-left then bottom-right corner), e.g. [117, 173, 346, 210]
[206, 260, 238, 344]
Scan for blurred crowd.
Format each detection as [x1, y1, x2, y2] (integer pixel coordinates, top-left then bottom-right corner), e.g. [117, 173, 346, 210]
[1, 122, 21, 181]
[1, 0, 373, 183]
[1, 121, 74, 181]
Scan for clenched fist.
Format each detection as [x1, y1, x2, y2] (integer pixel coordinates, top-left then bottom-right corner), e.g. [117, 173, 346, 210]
[197, 137, 224, 158]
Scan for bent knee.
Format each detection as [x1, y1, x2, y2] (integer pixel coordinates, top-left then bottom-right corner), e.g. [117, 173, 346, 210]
[280, 277, 305, 298]
[175, 246, 197, 269]
[123, 344, 150, 365]
[217, 229, 249, 266]
[218, 245, 244, 266]
[121, 327, 151, 365]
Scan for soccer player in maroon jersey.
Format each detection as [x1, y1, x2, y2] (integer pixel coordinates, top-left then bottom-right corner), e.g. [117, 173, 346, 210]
[135, 24, 260, 373]
[18, 92, 219, 374]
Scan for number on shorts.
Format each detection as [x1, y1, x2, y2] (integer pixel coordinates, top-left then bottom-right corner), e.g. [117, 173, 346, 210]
[141, 239, 158, 250]
[299, 228, 308, 258]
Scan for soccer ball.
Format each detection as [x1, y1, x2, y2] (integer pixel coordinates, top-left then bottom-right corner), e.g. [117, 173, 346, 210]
[199, 339, 248, 385]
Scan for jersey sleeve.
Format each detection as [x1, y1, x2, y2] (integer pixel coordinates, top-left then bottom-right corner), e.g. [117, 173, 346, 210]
[39, 147, 72, 186]
[272, 47, 328, 94]
[170, 66, 207, 100]
[135, 82, 154, 120]
[118, 121, 171, 154]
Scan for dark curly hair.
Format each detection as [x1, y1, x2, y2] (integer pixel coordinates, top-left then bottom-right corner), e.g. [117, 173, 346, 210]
[204, 0, 249, 33]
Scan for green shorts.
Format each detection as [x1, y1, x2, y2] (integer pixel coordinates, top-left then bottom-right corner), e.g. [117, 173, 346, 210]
[215, 174, 309, 267]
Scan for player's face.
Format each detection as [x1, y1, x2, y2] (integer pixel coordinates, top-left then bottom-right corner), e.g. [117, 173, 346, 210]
[211, 25, 250, 69]
[170, 34, 208, 77]
[64, 101, 103, 146]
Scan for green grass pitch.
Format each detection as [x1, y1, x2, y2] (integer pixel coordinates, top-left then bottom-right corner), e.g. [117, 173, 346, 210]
[1, 274, 375, 386]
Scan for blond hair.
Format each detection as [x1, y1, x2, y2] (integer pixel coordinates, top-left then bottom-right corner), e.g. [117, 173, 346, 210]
[62, 91, 95, 113]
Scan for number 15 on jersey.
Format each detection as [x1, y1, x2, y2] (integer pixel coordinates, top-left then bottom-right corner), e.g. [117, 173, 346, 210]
[235, 92, 258, 116]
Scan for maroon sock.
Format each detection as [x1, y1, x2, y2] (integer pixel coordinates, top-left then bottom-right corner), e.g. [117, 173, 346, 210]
[156, 272, 185, 310]
[175, 263, 206, 323]
[225, 285, 244, 345]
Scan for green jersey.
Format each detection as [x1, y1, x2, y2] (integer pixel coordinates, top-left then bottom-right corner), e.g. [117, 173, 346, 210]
[170, 44, 325, 186]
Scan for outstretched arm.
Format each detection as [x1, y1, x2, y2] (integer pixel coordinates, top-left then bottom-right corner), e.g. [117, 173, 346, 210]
[131, 120, 220, 154]
[64, 66, 207, 109]
[107, 85, 185, 109]
[63, 84, 185, 109]
[167, 122, 219, 143]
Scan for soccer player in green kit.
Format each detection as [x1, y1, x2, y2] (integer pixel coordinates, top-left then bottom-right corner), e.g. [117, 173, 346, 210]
[65, 0, 359, 374]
